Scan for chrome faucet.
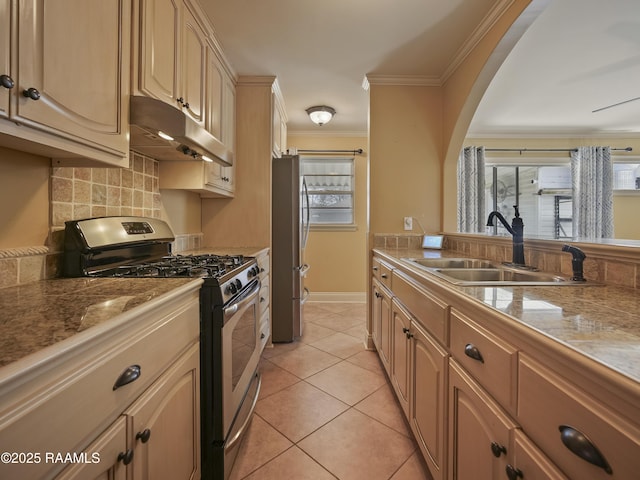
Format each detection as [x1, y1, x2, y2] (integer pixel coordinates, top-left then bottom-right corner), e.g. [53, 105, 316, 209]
[487, 206, 525, 266]
[562, 244, 586, 281]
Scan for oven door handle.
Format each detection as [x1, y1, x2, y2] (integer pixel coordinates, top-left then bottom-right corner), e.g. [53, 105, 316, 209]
[223, 280, 260, 319]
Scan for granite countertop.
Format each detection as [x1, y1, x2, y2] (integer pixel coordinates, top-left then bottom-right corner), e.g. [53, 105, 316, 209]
[0, 246, 268, 371]
[375, 247, 640, 384]
[0, 277, 200, 368]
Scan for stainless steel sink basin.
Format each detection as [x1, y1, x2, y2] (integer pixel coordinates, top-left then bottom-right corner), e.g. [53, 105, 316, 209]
[401, 257, 598, 286]
[431, 267, 584, 286]
[403, 258, 498, 269]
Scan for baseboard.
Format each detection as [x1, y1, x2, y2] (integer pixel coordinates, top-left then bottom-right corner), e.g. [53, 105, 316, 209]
[307, 291, 366, 303]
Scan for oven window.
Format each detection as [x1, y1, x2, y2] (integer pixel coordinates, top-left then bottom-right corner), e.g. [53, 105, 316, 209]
[231, 304, 257, 389]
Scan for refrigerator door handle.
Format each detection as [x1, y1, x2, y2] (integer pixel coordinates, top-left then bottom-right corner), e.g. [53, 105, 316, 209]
[302, 176, 310, 248]
[301, 287, 311, 304]
[298, 264, 310, 276]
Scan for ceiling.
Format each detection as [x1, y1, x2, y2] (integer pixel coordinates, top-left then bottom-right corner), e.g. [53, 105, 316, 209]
[198, 0, 640, 137]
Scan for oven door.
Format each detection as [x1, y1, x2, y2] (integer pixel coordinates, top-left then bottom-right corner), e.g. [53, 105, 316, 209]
[221, 279, 263, 437]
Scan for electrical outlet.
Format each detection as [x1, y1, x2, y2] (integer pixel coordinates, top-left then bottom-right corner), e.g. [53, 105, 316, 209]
[403, 216, 413, 231]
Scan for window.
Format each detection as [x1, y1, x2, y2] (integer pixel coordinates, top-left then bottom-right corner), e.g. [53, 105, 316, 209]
[301, 157, 355, 227]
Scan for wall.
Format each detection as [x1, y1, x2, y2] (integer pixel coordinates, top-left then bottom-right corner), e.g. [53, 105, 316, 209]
[288, 133, 368, 297]
[0, 147, 50, 249]
[368, 84, 443, 235]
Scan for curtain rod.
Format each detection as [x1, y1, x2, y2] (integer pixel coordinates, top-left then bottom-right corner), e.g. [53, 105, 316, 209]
[295, 149, 364, 155]
[481, 147, 633, 153]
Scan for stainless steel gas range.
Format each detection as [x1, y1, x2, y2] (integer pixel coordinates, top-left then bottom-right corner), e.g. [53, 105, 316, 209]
[63, 216, 268, 479]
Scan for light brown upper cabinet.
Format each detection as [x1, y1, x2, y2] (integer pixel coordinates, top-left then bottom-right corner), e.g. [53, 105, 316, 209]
[0, 0, 130, 167]
[136, 0, 206, 127]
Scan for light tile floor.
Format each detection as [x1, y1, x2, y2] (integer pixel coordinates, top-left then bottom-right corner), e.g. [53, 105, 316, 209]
[229, 302, 432, 480]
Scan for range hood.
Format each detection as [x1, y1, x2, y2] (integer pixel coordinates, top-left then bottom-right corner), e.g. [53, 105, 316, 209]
[129, 95, 232, 166]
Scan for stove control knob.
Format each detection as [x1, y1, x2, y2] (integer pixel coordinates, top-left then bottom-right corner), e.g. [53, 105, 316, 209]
[235, 279, 242, 290]
[226, 283, 237, 294]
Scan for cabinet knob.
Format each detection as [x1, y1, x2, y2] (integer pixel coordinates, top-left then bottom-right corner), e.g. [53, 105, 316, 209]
[22, 87, 41, 100]
[117, 449, 134, 465]
[135, 428, 151, 443]
[372, 266, 378, 271]
[177, 97, 184, 105]
[558, 425, 612, 474]
[381, 273, 388, 278]
[184, 102, 190, 109]
[112, 364, 141, 390]
[490, 441, 506, 458]
[505, 464, 523, 480]
[464, 343, 484, 363]
[0, 74, 14, 89]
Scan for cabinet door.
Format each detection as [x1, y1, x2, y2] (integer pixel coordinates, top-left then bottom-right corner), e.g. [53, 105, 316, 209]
[411, 320, 448, 480]
[391, 298, 411, 417]
[0, 0, 10, 119]
[506, 430, 569, 480]
[14, 0, 129, 157]
[139, 0, 181, 105]
[372, 278, 392, 376]
[449, 360, 516, 480]
[181, 4, 206, 125]
[126, 344, 200, 480]
[206, 50, 223, 141]
[55, 416, 128, 480]
[222, 76, 235, 152]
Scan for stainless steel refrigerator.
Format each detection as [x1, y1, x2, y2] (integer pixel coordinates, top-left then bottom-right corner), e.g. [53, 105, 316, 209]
[271, 154, 310, 342]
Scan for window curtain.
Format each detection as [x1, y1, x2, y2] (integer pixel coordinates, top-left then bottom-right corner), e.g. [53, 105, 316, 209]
[571, 146, 613, 239]
[457, 146, 486, 233]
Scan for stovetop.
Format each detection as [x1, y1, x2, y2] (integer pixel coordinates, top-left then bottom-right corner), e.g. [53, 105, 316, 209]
[91, 254, 248, 279]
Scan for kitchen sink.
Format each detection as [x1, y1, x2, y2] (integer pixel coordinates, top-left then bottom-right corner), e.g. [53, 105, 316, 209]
[429, 267, 591, 286]
[401, 257, 597, 286]
[402, 258, 498, 269]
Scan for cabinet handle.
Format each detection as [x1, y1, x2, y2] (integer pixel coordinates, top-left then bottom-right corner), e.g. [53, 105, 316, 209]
[22, 87, 40, 100]
[372, 266, 379, 271]
[464, 343, 484, 363]
[112, 364, 141, 390]
[177, 97, 184, 105]
[505, 464, 523, 480]
[402, 327, 410, 334]
[558, 425, 612, 474]
[135, 428, 151, 443]
[375, 292, 381, 298]
[490, 441, 506, 458]
[184, 101, 190, 109]
[117, 449, 134, 465]
[0, 74, 14, 89]
[381, 273, 388, 278]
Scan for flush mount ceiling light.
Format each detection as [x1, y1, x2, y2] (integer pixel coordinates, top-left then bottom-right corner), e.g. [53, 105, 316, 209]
[306, 105, 336, 126]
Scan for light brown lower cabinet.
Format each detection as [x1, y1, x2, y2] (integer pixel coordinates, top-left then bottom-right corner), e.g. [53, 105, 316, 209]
[55, 416, 128, 480]
[55, 344, 200, 480]
[508, 429, 569, 480]
[448, 360, 516, 480]
[370, 253, 640, 480]
[410, 319, 448, 480]
[390, 298, 411, 417]
[372, 277, 392, 376]
[126, 343, 200, 480]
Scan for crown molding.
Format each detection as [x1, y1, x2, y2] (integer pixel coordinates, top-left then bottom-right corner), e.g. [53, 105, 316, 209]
[441, 0, 516, 83]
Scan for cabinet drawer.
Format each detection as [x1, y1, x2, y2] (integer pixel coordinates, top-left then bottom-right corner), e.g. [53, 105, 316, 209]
[0, 300, 200, 480]
[449, 309, 517, 413]
[392, 270, 448, 344]
[518, 354, 640, 480]
[372, 257, 393, 289]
